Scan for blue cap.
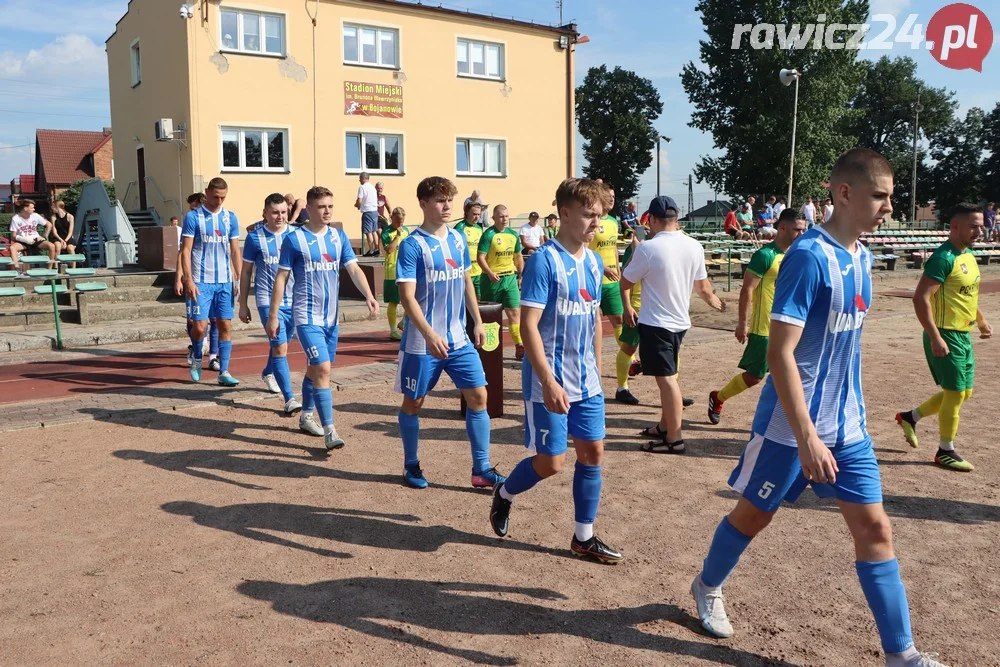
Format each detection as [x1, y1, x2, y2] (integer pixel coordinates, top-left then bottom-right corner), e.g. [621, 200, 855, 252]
[648, 195, 679, 218]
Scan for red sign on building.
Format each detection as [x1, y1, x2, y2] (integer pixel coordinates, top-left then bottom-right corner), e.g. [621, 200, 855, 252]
[344, 81, 403, 118]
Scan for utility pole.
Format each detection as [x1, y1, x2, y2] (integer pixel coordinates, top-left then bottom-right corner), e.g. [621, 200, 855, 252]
[687, 174, 694, 215]
[655, 134, 670, 196]
[557, 0, 563, 24]
[911, 89, 923, 225]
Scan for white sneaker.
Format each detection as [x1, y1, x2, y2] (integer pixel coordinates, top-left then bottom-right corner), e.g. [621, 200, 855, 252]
[913, 653, 948, 667]
[324, 426, 345, 450]
[284, 398, 302, 415]
[186, 346, 194, 367]
[262, 373, 281, 393]
[299, 413, 323, 436]
[691, 575, 734, 638]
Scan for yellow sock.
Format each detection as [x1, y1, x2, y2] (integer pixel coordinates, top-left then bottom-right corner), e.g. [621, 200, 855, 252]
[916, 391, 944, 419]
[613, 324, 623, 344]
[939, 389, 965, 442]
[717, 373, 750, 402]
[510, 323, 522, 345]
[387, 303, 398, 331]
[616, 350, 631, 389]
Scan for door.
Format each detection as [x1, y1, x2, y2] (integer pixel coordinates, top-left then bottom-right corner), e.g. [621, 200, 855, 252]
[136, 146, 147, 210]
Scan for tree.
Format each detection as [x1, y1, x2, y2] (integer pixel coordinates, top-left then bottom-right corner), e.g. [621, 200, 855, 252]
[846, 56, 956, 218]
[60, 178, 116, 218]
[927, 107, 987, 223]
[981, 103, 1000, 202]
[681, 0, 868, 205]
[576, 65, 663, 207]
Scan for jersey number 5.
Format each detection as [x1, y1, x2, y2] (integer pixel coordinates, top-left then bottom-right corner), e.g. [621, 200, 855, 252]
[758, 481, 775, 500]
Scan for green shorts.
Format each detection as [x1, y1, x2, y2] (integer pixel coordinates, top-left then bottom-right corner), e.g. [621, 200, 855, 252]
[470, 274, 482, 301]
[924, 329, 975, 391]
[619, 322, 640, 348]
[738, 333, 769, 379]
[383, 279, 400, 305]
[483, 273, 520, 309]
[601, 282, 624, 317]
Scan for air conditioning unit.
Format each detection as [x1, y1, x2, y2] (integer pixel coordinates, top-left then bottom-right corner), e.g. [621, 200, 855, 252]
[154, 118, 174, 141]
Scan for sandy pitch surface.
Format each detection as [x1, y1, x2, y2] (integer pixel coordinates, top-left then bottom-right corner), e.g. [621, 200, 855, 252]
[2, 285, 999, 666]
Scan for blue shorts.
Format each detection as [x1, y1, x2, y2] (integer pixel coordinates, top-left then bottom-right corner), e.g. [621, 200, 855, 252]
[297, 324, 339, 366]
[186, 282, 234, 322]
[729, 434, 883, 513]
[258, 305, 295, 347]
[524, 394, 605, 456]
[394, 344, 486, 399]
[361, 211, 379, 235]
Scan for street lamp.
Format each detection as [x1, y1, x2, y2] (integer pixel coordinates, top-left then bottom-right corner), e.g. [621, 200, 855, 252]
[655, 134, 671, 196]
[779, 68, 802, 206]
[911, 89, 923, 225]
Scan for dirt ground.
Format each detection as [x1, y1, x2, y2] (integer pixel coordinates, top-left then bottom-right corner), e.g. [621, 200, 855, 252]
[2, 271, 999, 666]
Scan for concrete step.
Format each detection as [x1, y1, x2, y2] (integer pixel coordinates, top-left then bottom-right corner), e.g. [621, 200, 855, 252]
[0, 306, 78, 329]
[64, 285, 178, 306]
[86, 301, 187, 324]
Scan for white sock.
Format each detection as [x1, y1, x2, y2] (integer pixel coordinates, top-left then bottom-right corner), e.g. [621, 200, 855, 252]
[910, 409, 922, 423]
[885, 645, 919, 667]
[939, 439, 955, 451]
[499, 485, 514, 502]
[574, 522, 594, 542]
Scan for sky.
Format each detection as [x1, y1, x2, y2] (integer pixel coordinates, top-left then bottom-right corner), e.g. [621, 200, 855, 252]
[0, 0, 996, 212]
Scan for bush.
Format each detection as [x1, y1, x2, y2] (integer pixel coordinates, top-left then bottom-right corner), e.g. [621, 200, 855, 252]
[60, 179, 116, 217]
[0, 213, 11, 237]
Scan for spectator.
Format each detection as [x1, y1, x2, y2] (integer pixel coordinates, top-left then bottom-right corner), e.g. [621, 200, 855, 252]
[223, 34, 234, 49]
[355, 172, 380, 256]
[621, 201, 639, 232]
[802, 196, 816, 228]
[724, 205, 750, 240]
[285, 193, 309, 224]
[375, 182, 391, 231]
[464, 189, 488, 227]
[544, 213, 559, 239]
[984, 202, 996, 240]
[10, 200, 57, 270]
[823, 198, 834, 223]
[519, 212, 545, 255]
[772, 196, 786, 219]
[49, 199, 76, 260]
[756, 199, 777, 239]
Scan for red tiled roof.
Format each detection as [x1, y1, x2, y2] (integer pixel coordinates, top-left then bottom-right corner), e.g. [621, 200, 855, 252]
[18, 175, 35, 193]
[36, 129, 110, 186]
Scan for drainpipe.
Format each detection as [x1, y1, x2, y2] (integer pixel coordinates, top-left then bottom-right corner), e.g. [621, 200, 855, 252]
[565, 25, 577, 179]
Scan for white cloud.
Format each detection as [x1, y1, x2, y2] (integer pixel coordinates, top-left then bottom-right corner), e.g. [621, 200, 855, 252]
[0, 143, 34, 185]
[0, 34, 107, 82]
[0, 0, 127, 40]
[868, 0, 912, 19]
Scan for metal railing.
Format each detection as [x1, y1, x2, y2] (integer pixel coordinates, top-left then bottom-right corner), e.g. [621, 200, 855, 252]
[144, 176, 179, 221]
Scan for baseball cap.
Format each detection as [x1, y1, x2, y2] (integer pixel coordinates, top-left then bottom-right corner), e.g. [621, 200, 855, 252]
[648, 195, 679, 219]
[545, 213, 557, 220]
[529, 211, 539, 219]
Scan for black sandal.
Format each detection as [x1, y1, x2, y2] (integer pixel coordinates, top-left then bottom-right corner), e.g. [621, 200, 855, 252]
[640, 439, 686, 454]
[640, 424, 666, 438]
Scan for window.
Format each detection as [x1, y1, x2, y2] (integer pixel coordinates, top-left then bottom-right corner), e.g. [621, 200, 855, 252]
[130, 40, 141, 87]
[456, 139, 505, 176]
[221, 127, 288, 171]
[343, 24, 398, 68]
[220, 9, 285, 56]
[456, 39, 503, 80]
[346, 132, 402, 173]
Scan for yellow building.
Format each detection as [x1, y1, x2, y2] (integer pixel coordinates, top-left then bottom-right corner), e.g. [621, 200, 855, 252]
[106, 0, 579, 239]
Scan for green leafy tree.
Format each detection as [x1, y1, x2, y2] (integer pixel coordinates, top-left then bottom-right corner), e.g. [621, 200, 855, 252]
[846, 56, 955, 218]
[982, 103, 1000, 203]
[576, 65, 663, 207]
[59, 179, 116, 218]
[681, 0, 868, 205]
[927, 107, 987, 223]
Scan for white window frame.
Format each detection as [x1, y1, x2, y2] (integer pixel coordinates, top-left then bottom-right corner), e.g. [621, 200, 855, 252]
[219, 126, 290, 172]
[342, 22, 399, 69]
[130, 39, 141, 87]
[219, 8, 286, 57]
[345, 132, 403, 174]
[456, 138, 506, 177]
[456, 38, 504, 81]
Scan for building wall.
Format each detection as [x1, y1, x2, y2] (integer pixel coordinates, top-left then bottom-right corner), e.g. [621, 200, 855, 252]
[93, 139, 115, 182]
[109, 0, 574, 239]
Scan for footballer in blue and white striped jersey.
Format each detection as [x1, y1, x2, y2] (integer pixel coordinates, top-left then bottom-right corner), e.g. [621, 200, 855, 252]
[278, 226, 357, 329]
[182, 205, 240, 284]
[395, 226, 472, 355]
[243, 225, 293, 310]
[752, 226, 874, 448]
[520, 240, 605, 404]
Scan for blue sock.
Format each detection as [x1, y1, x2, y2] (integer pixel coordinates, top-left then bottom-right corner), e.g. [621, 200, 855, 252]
[701, 517, 753, 588]
[209, 323, 220, 356]
[218, 340, 233, 373]
[399, 411, 420, 466]
[186, 320, 192, 337]
[502, 456, 543, 496]
[263, 351, 274, 377]
[302, 377, 315, 412]
[572, 462, 602, 524]
[270, 356, 294, 401]
[465, 408, 491, 474]
[191, 334, 204, 361]
[856, 559, 914, 654]
[315, 387, 333, 427]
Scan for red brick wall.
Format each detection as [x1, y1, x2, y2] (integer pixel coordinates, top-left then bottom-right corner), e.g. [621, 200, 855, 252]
[93, 138, 114, 181]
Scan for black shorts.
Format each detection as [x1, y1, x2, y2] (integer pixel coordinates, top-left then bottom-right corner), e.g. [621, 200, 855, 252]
[637, 324, 686, 377]
[726, 228, 738, 238]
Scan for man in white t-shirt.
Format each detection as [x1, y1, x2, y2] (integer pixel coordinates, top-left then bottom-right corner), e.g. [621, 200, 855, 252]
[823, 198, 834, 222]
[518, 212, 545, 256]
[802, 196, 817, 228]
[9, 200, 57, 270]
[621, 196, 725, 454]
[355, 172, 380, 257]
